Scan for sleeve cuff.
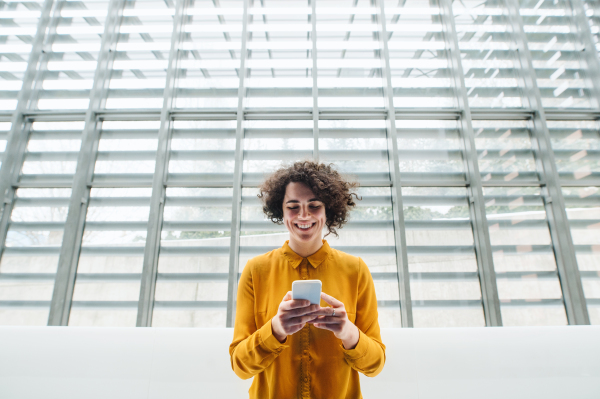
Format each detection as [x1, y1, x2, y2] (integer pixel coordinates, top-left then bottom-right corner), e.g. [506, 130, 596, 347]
[259, 318, 288, 353]
[342, 329, 368, 360]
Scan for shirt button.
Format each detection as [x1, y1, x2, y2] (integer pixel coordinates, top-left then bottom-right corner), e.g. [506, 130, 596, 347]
[303, 350, 308, 354]
[304, 377, 308, 382]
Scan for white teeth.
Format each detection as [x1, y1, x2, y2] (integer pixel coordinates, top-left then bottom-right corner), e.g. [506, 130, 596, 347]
[297, 223, 312, 229]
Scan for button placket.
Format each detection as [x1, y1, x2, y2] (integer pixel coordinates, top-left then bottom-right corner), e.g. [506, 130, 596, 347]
[300, 259, 310, 398]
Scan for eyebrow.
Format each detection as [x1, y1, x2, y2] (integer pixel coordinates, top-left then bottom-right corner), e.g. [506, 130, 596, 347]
[285, 198, 320, 204]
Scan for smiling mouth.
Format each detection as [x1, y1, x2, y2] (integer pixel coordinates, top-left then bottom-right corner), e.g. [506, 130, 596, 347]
[295, 223, 316, 231]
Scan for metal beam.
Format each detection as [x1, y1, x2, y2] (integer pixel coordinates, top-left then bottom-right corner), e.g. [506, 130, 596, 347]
[440, 0, 502, 326]
[0, 0, 56, 267]
[311, 0, 319, 161]
[376, 0, 413, 328]
[0, 120, 33, 266]
[47, 0, 125, 326]
[4, 107, 600, 122]
[136, 0, 187, 327]
[505, 0, 590, 325]
[0, 0, 55, 225]
[226, 0, 250, 328]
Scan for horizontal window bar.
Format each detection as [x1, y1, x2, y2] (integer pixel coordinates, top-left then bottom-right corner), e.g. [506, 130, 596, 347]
[3, 247, 61, 255]
[70, 301, 138, 309]
[96, 151, 157, 161]
[239, 220, 394, 231]
[88, 197, 151, 206]
[83, 222, 149, 231]
[80, 247, 145, 256]
[406, 246, 474, 256]
[91, 174, 154, 186]
[15, 108, 599, 121]
[13, 198, 71, 207]
[404, 220, 472, 229]
[0, 301, 50, 309]
[18, 174, 74, 186]
[162, 221, 231, 231]
[165, 196, 233, 206]
[154, 301, 227, 309]
[0, 271, 573, 283]
[8, 222, 65, 231]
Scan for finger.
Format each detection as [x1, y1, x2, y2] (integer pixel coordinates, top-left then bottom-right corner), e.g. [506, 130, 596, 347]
[308, 307, 344, 317]
[287, 313, 319, 325]
[311, 322, 341, 332]
[286, 323, 306, 335]
[283, 291, 292, 301]
[320, 292, 344, 308]
[311, 322, 331, 331]
[307, 316, 342, 324]
[282, 304, 320, 319]
[281, 299, 311, 311]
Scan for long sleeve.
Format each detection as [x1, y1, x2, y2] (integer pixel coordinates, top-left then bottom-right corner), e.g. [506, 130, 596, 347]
[342, 257, 386, 377]
[227, 242, 386, 398]
[229, 261, 288, 380]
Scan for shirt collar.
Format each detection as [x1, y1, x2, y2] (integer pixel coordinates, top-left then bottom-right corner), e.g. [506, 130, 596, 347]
[282, 240, 330, 269]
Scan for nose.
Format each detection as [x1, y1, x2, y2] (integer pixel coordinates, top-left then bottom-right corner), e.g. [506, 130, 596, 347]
[298, 205, 310, 219]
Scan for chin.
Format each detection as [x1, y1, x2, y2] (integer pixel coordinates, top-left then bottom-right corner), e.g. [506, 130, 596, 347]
[298, 234, 320, 242]
[291, 230, 322, 243]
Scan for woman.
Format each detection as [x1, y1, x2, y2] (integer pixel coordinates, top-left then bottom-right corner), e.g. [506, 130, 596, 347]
[229, 161, 385, 399]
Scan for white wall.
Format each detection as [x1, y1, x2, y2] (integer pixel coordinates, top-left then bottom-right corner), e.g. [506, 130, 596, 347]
[1, 326, 599, 399]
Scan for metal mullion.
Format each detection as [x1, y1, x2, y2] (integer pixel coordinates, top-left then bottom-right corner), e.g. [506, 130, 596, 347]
[570, 0, 600, 109]
[136, 0, 187, 328]
[0, 0, 56, 267]
[0, 0, 55, 220]
[47, 0, 126, 326]
[312, 0, 319, 160]
[0, 190, 15, 259]
[226, 0, 250, 328]
[376, 0, 412, 328]
[505, 0, 589, 325]
[0, 121, 34, 265]
[440, 0, 502, 326]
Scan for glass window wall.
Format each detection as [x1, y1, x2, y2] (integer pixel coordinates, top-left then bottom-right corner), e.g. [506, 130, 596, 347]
[0, 0, 598, 328]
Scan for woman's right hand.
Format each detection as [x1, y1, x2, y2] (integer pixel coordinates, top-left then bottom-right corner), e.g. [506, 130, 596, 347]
[271, 291, 320, 343]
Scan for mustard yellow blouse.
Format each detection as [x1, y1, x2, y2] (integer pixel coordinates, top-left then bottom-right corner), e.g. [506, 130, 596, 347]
[229, 240, 386, 399]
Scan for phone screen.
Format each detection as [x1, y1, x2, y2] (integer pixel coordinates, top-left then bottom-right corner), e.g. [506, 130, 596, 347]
[292, 280, 322, 305]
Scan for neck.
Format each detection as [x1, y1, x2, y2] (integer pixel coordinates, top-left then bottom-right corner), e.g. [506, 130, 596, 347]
[288, 237, 324, 258]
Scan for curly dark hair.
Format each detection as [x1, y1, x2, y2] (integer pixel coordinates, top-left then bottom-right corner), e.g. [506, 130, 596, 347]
[258, 161, 360, 237]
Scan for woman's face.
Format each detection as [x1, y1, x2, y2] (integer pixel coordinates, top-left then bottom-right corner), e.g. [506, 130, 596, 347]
[282, 182, 326, 246]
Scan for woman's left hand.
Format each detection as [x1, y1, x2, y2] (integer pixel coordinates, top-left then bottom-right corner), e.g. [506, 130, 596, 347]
[307, 292, 359, 350]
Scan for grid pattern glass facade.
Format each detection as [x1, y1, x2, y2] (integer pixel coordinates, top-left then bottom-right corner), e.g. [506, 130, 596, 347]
[0, 0, 598, 328]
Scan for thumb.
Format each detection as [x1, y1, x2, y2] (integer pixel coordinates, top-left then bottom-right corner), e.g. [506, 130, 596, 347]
[320, 292, 334, 306]
[283, 291, 292, 301]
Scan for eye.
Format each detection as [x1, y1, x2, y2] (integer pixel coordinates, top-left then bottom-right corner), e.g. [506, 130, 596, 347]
[288, 207, 299, 210]
[310, 205, 321, 209]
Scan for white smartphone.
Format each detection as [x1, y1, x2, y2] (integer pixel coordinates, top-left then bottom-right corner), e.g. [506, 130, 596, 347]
[292, 280, 322, 305]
